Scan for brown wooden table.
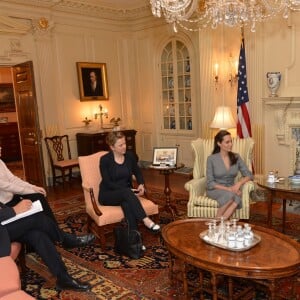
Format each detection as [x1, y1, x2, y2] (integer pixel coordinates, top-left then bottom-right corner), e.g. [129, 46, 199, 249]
[256, 177, 300, 233]
[149, 164, 182, 220]
[162, 218, 300, 300]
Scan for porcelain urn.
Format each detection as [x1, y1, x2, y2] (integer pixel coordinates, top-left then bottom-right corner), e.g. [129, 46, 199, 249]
[267, 72, 281, 97]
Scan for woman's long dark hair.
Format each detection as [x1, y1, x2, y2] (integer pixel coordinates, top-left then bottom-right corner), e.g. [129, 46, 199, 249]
[212, 130, 237, 165]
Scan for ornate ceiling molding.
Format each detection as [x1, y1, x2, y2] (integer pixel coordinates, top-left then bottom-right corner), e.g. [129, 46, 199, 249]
[0, 15, 31, 34]
[3, 0, 151, 21]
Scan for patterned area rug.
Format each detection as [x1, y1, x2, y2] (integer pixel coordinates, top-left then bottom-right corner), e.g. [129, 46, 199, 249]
[21, 190, 300, 299]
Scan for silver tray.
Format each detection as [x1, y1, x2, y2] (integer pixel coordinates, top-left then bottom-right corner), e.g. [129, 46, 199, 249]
[199, 230, 261, 252]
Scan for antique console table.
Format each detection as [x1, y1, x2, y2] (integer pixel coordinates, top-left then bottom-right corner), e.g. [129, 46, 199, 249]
[76, 129, 137, 157]
[162, 219, 300, 300]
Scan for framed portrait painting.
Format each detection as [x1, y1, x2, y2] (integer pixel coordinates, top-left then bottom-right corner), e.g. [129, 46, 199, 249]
[76, 62, 109, 101]
[0, 84, 16, 112]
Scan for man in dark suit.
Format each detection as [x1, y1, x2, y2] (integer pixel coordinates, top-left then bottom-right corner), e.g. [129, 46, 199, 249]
[84, 70, 103, 96]
[0, 200, 92, 291]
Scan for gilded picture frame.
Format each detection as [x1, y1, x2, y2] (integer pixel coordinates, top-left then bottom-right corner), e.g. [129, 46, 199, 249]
[76, 62, 109, 101]
[0, 83, 16, 112]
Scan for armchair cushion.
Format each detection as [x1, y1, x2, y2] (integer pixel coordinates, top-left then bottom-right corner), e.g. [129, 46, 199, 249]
[0, 257, 20, 297]
[0, 256, 34, 299]
[0, 291, 35, 300]
[185, 137, 255, 219]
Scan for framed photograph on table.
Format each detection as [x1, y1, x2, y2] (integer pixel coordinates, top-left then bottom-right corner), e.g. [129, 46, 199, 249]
[0, 84, 15, 112]
[76, 62, 109, 101]
[152, 147, 178, 166]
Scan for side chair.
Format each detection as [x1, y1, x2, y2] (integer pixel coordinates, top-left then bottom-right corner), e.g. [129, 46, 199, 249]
[78, 151, 159, 249]
[44, 135, 79, 186]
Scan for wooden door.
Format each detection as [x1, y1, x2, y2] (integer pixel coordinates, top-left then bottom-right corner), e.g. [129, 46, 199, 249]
[12, 61, 45, 187]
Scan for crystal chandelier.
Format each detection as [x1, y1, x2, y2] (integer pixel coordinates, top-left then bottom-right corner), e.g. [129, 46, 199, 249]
[150, 0, 300, 32]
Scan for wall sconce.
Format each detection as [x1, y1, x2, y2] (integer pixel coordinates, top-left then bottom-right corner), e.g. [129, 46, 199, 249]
[94, 104, 108, 129]
[229, 54, 238, 87]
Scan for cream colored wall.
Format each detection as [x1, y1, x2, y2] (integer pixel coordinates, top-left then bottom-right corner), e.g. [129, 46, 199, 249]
[1, 1, 300, 180]
[0, 7, 142, 180]
[260, 15, 300, 176]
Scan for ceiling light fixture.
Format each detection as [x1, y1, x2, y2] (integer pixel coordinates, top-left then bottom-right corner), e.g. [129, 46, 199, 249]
[150, 0, 300, 33]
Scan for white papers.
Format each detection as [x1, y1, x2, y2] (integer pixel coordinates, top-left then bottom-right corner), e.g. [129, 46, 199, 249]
[1, 200, 43, 225]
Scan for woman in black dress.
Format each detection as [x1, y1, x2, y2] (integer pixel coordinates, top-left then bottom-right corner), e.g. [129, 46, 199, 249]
[99, 131, 160, 233]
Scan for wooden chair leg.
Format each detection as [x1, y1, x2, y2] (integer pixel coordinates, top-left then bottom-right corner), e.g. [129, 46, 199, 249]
[69, 168, 72, 181]
[53, 170, 57, 186]
[17, 245, 26, 274]
[94, 225, 107, 250]
[61, 169, 65, 186]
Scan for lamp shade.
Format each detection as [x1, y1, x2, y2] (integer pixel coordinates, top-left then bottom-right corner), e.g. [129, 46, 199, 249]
[210, 106, 236, 129]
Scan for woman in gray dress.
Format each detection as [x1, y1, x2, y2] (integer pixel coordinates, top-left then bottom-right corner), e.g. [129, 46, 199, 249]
[206, 130, 253, 220]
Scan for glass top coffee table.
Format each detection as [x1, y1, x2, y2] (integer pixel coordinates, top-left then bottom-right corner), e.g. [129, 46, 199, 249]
[256, 176, 300, 233]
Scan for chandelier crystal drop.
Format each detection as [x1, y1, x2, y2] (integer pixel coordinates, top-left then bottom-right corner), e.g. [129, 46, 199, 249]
[150, 0, 300, 32]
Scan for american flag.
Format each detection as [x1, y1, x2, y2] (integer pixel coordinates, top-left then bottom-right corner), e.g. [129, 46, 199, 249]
[237, 37, 252, 138]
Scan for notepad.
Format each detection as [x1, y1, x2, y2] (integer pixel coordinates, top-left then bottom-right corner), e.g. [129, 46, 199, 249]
[1, 200, 43, 225]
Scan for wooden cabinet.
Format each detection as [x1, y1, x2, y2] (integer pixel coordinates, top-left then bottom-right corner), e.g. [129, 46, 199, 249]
[76, 129, 137, 157]
[0, 122, 21, 162]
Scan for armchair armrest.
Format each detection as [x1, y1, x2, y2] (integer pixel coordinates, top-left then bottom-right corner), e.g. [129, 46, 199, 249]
[242, 180, 255, 198]
[82, 182, 103, 217]
[185, 177, 206, 198]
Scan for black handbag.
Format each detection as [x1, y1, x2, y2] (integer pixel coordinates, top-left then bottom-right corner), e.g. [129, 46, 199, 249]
[114, 221, 143, 259]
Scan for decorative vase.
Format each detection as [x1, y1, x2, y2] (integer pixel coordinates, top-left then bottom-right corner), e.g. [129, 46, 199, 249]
[267, 72, 281, 97]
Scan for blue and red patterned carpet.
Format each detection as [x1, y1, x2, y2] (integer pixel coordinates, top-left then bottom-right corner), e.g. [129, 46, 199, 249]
[19, 184, 300, 300]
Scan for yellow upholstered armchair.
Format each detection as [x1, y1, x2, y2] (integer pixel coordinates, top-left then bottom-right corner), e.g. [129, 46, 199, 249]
[184, 137, 255, 219]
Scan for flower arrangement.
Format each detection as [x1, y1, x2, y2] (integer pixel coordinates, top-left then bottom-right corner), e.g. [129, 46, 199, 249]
[110, 117, 121, 127]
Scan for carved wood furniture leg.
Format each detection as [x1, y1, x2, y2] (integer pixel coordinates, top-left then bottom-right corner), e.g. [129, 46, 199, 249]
[181, 262, 188, 299]
[267, 189, 273, 228]
[211, 272, 218, 300]
[199, 269, 204, 300]
[161, 170, 178, 220]
[291, 273, 298, 299]
[168, 252, 175, 283]
[228, 276, 233, 300]
[269, 279, 276, 300]
[68, 167, 72, 181]
[282, 198, 286, 233]
[62, 169, 66, 186]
